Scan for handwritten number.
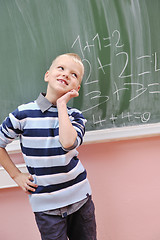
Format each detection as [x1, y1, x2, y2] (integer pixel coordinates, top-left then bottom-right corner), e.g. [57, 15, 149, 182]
[116, 52, 132, 78]
[92, 33, 101, 50]
[82, 59, 98, 85]
[71, 35, 84, 58]
[112, 30, 124, 48]
[82, 91, 109, 113]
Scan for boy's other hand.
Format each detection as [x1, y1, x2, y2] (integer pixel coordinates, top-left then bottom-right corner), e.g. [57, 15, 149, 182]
[57, 89, 79, 106]
[13, 172, 38, 194]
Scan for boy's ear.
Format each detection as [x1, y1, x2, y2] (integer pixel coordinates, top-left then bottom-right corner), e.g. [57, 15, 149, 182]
[44, 71, 49, 82]
[77, 85, 81, 92]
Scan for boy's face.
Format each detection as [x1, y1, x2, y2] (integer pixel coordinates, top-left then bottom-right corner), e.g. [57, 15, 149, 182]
[44, 55, 83, 98]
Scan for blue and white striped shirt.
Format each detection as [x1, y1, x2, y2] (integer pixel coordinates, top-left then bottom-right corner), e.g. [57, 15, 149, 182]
[0, 93, 92, 212]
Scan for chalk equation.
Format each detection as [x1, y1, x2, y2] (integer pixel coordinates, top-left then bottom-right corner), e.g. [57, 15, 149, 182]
[71, 30, 160, 127]
[93, 111, 151, 127]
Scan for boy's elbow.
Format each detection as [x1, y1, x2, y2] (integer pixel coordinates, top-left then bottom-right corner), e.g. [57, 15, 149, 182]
[59, 130, 78, 150]
[60, 140, 74, 150]
[60, 138, 78, 151]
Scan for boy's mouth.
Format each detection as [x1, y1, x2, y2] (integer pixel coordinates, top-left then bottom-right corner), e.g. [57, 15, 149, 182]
[57, 79, 68, 85]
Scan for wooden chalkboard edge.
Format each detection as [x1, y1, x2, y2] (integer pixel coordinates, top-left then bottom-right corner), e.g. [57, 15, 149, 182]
[0, 163, 28, 189]
[84, 122, 160, 144]
[5, 122, 160, 153]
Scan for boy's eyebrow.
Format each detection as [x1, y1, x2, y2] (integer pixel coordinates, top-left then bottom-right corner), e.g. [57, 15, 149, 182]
[57, 63, 81, 75]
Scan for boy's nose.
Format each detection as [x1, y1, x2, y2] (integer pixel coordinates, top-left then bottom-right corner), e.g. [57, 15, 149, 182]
[63, 71, 69, 78]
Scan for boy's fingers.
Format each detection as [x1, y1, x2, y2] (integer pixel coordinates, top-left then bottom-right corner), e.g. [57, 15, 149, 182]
[23, 182, 37, 194]
[27, 179, 38, 188]
[26, 175, 38, 188]
[27, 185, 37, 193]
[66, 90, 79, 100]
[57, 90, 79, 105]
[28, 174, 34, 181]
[70, 89, 79, 96]
[24, 188, 36, 195]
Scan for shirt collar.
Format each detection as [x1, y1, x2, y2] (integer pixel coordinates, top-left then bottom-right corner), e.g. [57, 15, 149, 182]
[36, 93, 56, 113]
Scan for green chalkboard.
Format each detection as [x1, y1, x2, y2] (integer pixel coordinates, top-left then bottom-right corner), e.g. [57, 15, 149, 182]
[1, 0, 160, 131]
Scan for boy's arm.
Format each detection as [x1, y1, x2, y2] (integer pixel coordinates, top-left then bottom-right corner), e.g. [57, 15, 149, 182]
[57, 89, 79, 149]
[0, 148, 37, 193]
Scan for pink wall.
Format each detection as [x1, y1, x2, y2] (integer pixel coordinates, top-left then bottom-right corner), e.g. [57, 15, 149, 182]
[0, 188, 40, 239]
[1, 136, 160, 239]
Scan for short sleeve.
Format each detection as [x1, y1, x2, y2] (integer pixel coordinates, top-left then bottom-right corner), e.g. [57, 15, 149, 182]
[0, 109, 23, 148]
[67, 108, 87, 149]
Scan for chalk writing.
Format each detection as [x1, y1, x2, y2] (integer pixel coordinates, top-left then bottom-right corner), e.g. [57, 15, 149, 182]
[112, 30, 124, 48]
[116, 52, 132, 78]
[92, 111, 151, 127]
[97, 57, 111, 75]
[71, 30, 160, 127]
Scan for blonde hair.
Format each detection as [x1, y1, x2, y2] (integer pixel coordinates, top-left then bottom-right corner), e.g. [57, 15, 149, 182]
[51, 53, 84, 80]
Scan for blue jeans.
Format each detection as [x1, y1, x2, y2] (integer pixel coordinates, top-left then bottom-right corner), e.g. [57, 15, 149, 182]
[34, 196, 97, 240]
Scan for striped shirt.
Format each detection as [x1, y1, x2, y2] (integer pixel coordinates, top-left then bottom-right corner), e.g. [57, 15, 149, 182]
[0, 93, 92, 212]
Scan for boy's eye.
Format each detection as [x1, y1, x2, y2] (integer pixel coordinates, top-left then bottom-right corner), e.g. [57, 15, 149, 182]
[58, 66, 64, 70]
[72, 73, 77, 78]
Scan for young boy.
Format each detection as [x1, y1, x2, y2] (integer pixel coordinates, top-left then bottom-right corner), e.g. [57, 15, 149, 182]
[0, 53, 97, 240]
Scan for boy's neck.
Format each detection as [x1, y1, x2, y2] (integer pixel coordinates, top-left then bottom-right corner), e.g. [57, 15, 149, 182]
[45, 93, 57, 105]
[45, 90, 65, 106]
